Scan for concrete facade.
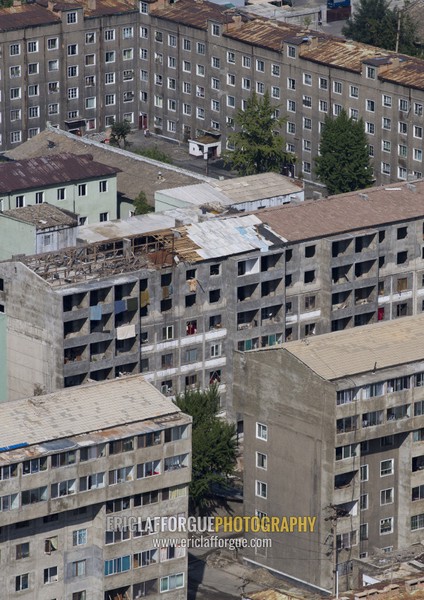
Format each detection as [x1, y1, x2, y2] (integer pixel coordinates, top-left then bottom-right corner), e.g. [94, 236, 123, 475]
[234, 317, 424, 593]
[0, 215, 35, 261]
[0, 375, 191, 600]
[0, 0, 424, 186]
[3, 181, 424, 409]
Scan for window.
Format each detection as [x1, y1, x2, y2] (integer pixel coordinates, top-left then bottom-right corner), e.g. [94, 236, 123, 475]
[183, 38, 191, 51]
[67, 10, 77, 23]
[15, 574, 29, 592]
[272, 64, 280, 76]
[227, 96, 235, 108]
[123, 48, 133, 60]
[72, 560, 87, 577]
[335, 444, 358, 460]
[399, 98, 409, 112]
[287, 77, 296, 90]
[123, 26, 133, 39]
[383, 94, 392, 107]
[287, 122, 296, 134]
[366, 122, 375, 134]
[320, 100, 328, 113]
[160, 574, 184, 592]
[381, 488, 394, 505]
[256, 480, 267, 498]
[68, 87, 78, 99]
[44, 566, 58, 584]
[28, 41, 38, 53]
[243, 55, 251, 68]
[361, 464, 369, 481]
[333, 81, 342, 94]
[360, 494, 368, 510]
[303, 73, 312, 85]
[256, 452, 267, 470]
[382, 140, 391, 152]
[78, 184, 87, 197]
[28, 84, 39, 98]
[380, 518, 393, 534]
[23, 457, 47, 474]
[85, 32, 95, 44]
[319, 77, 328, 89]
[415, 148, 423, 161]
[366, 99, 375, 112]
[382, 117, 391, 130]
[10, 44, 20, 56]
[197, 42, 206, 54]
[51, 480, 76, 498]
[256, 422, 267, 441]
[10, 87, 21, 100]
[350, 85, 359, 98]
[227, 51, 235, 64]
[105, 94, 115, 105]
[73, 529, 87, 546]
[380, 459, 394, 476]
[256, 59, 265, 72]
[366, 66, 376, 79]
[105, 51, 115, 63]
[28, 106, 39, 119]
[16, 542, 30, 559]
[212, 23, 220, 36]
[415, 102, 423, 116]
[382, 162, 391, 175]
[211, 99, 220, 112]
[399, 121, 408, 134]
[360, 523, 368, 541]
[10, 66, 21, 78]
[140, 48, 148, 60]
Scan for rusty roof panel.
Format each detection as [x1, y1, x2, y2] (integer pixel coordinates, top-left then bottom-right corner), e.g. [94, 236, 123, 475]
[150, 0, 227, 29]
[0, 3, 61, 30]
[255, 180, 424, 242]
[379, 60, 424, 91]
[300, 38, 391, 73]
[0, 153, 119, 193]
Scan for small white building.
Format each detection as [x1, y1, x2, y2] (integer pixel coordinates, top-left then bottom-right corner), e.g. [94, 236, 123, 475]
[155, 173, 304, 213]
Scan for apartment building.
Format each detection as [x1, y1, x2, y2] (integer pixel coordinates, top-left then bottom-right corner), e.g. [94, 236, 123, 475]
[234, 316, 424, 593]
[0, 375, 191, 600]
[3, 180, 424, 409]
[0, 154, 119, 224]
[1, 0, 424, 185]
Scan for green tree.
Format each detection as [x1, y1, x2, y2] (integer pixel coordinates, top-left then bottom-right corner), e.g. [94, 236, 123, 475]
[175, 386, 237, 514]
[109, 119, 131, 148]
[223, 91, 295, 176]
[135, 146, 173, 164]
[133, 190, 153, 215]
[315, 110, 373, 195]
[342, 0, 418, 56]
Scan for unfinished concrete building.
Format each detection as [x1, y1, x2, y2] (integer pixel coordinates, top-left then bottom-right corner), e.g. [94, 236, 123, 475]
[0, 375, 191, 600]
[2, 180, 424, 411]
[234, 316, 424, 594]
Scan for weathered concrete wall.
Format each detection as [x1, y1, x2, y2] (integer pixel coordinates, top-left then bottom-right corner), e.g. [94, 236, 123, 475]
[234, 348, 335, 592]
[0, 314, 7, 401]
[0, 262, 63, 401]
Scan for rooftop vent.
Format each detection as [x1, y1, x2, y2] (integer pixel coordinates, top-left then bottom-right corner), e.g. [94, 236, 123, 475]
[407, 183, 417, 192]
[358, 193, 368, 200]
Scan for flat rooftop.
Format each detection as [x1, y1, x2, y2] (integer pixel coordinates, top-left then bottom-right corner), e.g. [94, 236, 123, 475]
[281, 315, 424, 380]
[0, 375, 181, 450]
[255, 180, 424, 242]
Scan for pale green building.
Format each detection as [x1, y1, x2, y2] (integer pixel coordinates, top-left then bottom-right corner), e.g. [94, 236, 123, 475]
[0, 153, 119, 225]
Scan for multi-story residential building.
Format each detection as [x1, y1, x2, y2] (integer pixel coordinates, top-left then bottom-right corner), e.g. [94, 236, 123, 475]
[1, 0, 424, 185]
[234, 315, 424, 593]
[0, 374, 191, 600]
[3, 180, 424, 408]
[0, 154, 119, 224]
[3, 178, 424, 401]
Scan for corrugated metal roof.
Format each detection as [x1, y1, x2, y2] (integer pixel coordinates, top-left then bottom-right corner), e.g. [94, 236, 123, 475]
[150, 0, 229, 29]
[174, 214, 284, 260]
[0, 154, 119, 193]
[0, 375, 181, 450]
[0, 3, 61, 31]
[159, 183, 230, 207]
[282, 315, 424, 380]
[210, 173, 302, 203]
[77, 213, 177, 243]
[255, 180, 424, 242]
[3, 203, 78, 230]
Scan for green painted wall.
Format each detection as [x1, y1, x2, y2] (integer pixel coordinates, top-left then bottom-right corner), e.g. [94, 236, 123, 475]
[0, 314, 7, 402]
[0, 215, 35, 261]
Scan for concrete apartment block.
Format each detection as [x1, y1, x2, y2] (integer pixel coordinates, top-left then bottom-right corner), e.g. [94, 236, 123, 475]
[234, 316, 424, 593]
[3, 181, 424, 411]
[1, 0, 424, 185]
[0, 375, 191, 600]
